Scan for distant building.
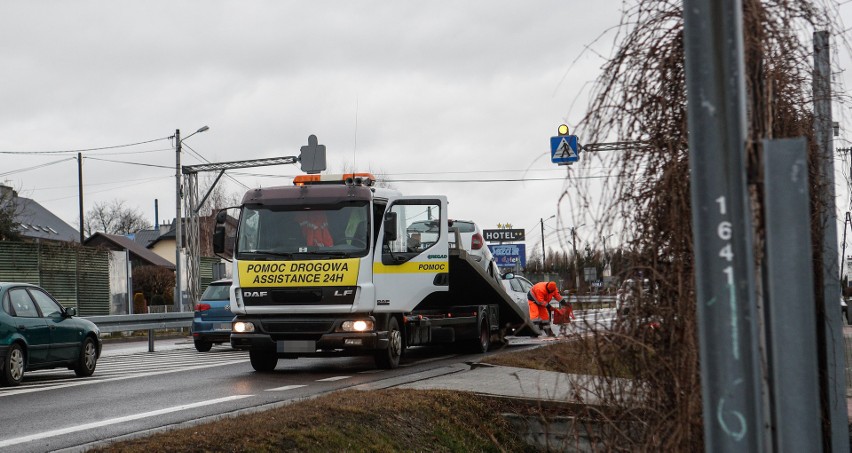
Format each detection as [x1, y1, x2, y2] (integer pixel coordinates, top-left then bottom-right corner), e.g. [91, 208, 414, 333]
[126, 228, 162, 249]
[148, 215, 236, 264]
[84, 233, 176, 270]
[0, 184, 79, 244]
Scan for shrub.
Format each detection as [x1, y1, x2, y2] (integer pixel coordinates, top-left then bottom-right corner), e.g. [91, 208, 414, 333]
[132, 292, 147, 314]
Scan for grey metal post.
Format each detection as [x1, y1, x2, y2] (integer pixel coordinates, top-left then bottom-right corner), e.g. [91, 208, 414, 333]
[764, 138, 822, 451]
[174, 129, 182, 313]
[126, 249, 133, 315]
[540, 218, 545, 269]
[813, 30, 849, 452]
[78, 152, 84, 244]
[682, 0, 765, 450]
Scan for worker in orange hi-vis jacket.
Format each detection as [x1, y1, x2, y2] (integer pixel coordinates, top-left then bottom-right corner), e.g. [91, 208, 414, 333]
[527, 281, 562, 337]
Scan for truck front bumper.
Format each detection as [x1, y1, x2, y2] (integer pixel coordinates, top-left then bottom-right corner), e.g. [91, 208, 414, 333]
[230, 315, 389, 356]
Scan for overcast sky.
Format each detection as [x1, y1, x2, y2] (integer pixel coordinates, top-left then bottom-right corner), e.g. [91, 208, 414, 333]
[3, 1, 852, 259]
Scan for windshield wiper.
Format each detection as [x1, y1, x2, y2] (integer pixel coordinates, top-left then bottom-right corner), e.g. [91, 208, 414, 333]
[296, 250, 353, 258]
[239, 250, 295, 259]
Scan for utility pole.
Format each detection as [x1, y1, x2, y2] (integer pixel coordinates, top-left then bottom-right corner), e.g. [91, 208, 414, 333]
[571, 227, 579, 292]
[77, 152, 84, 244]
[174, 129, 182, 313]
[540, 218, 545, 271]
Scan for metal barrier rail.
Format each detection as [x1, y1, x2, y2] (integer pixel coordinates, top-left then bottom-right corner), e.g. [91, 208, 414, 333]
[84, 313, 194, 352]
[571, 295, 617, 305]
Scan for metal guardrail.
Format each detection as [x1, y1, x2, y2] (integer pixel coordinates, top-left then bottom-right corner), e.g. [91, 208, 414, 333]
[84, 313, 194, 352]
[571, 295, 617, 306]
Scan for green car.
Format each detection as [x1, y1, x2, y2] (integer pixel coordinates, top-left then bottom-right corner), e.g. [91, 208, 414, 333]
[0, 282, 101, 386]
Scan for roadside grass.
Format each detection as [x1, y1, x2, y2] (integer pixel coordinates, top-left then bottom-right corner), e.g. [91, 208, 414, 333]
[484, 334, 633, 378]
[91, 337, 625, 452]
[90, 389, 528, 452]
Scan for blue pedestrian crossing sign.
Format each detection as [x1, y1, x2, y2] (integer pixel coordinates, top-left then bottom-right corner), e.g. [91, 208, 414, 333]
[550, 134, 579, 165]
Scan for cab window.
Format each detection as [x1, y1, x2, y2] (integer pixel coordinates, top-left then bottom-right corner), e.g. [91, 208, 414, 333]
[382, 200, 441, 263]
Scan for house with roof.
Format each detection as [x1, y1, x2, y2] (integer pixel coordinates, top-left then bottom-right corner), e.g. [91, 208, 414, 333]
[84, 233, 176, 270]
[148, 215, 236, 265]
[0, 184, 79, 243]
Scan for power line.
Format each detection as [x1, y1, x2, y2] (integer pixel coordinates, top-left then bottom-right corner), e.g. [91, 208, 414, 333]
[0, 157, 76, 177]
[27, 175, 171, 192]
[39, 175, 173, 203]
[0, 136, 171, 155]
[86, 157, 172, 169]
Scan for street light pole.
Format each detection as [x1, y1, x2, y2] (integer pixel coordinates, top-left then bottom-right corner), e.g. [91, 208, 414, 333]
[173, 125, 209, 312]
[174, 129, 182, 312]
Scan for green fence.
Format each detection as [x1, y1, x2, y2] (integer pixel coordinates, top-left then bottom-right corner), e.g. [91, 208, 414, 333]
[0, 241, 110, 315]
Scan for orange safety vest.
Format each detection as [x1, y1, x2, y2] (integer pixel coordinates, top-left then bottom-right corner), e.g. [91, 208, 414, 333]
[296, 212, 334, 247]
[527, 282, 562, 306]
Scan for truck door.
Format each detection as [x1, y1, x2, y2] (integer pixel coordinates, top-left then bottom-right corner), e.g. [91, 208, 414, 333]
[373, 196, 449, 312]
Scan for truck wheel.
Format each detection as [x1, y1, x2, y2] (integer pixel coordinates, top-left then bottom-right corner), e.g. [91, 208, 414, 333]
[375, 317, 402, 369]
[249, 349, 278, 372]
[471, 320, 491, 353]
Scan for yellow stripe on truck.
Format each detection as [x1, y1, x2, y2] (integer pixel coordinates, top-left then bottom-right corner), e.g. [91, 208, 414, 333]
[238, 259, 360, 287]
[373, 261, 449, 274]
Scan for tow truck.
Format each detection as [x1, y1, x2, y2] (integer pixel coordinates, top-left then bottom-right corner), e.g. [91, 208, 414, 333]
[213, 173, 536, 371]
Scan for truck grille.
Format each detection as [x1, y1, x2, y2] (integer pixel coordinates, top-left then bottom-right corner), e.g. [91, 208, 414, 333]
[262, 320, 335, 334]
[241, 287, 357, 306]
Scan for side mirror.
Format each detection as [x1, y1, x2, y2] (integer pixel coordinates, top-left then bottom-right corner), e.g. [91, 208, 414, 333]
[65, 306, 77, 317]
[213, 225, 226, 253]
[383, 212, 398, 242]
[215, 209, 228, 224]
[503, 272, 515, 280]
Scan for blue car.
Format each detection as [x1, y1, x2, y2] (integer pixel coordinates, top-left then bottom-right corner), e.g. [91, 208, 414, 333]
[0, 282, 101, 386]
[191, 279, 234, 352]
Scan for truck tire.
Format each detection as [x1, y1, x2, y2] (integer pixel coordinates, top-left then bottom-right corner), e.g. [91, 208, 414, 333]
[375, 317, 402, 369]
[249, 349, 278, 372]
[470, 319, 491, 354]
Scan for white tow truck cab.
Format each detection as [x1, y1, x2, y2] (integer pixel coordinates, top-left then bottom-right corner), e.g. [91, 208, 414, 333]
[213, 173, 533, 371]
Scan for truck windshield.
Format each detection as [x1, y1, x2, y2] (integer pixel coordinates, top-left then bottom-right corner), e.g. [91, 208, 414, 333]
[236, 202, 370, 259]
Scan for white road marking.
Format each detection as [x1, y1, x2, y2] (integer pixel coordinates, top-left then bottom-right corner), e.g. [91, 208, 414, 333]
[0, 395, 252, 448]
[316, 376, 350, 382]
[265, 384, 307, 392]
[0, 359, 249, 397]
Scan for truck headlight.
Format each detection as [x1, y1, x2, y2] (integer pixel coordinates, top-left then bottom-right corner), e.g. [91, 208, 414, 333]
[233, 321, 255, 333]
[339, 320, 374, 332]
